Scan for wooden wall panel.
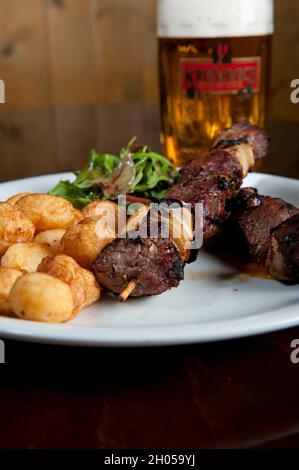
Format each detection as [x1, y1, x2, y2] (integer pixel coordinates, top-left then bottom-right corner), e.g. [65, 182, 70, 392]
[90, 0, 143, 104]
[54, 106, 98, 171]
[0, 0, 298, 115]
[94, 102, 160, 154]
[0, 0, 298, 184]
[90, 0, 158, 105]
[270, 0, 299, 123]
[45, 0, 96, 106]
[0, 108, 58, 181]
[140, 0, 158, 103]
[0, 0, 50, 108]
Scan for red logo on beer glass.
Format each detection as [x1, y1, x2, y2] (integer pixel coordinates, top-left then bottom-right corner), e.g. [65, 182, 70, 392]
[214, 43, 231, 64]
[182, 43, 261, 95]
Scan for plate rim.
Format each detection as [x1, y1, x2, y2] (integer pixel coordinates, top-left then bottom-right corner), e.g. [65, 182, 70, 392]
[0, 301, 298, 347]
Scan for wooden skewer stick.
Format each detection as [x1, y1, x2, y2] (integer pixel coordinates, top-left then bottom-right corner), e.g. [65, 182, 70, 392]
[118, 279, 137, 302]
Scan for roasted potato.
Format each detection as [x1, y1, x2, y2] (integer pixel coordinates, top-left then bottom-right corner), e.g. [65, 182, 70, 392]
[0, 267, 23, 315]
[60, 216, 116, 268]
[16, 194, 77, 231]
[38, 254, 100, 317]
[81, 268, 101, 308]
[82, 200, 118, 220]
[1, 242, 52, 273]
[73, 209, 84, 224]
[10, 272, 74, 323]
[6, 193, 31, 206]
[0, 202, 35, 257]
[82, 200, 125, 233]
[34, 229, 66, 253]
[38, 254, 86, 315]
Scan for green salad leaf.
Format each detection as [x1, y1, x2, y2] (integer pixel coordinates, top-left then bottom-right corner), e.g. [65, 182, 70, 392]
[49, 140, 179, 208]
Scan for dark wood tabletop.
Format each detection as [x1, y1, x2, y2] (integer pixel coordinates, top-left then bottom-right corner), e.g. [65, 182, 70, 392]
[0, 106, 299, 449]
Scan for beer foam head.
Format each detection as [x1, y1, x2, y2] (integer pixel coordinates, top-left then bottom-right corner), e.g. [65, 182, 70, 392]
[158, 0, 274, 38]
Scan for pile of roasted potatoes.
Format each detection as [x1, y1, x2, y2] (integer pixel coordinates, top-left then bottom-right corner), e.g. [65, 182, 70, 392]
[0, 193, 119, 323]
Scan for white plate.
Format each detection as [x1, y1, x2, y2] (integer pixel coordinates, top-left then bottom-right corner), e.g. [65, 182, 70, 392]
[0, 172, 298, 347]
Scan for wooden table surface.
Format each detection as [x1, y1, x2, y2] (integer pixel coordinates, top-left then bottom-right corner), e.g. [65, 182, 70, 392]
[0, 106, 299, 449]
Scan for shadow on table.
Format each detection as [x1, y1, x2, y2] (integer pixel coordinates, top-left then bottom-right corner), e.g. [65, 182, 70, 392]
[0, 327, 299, 449]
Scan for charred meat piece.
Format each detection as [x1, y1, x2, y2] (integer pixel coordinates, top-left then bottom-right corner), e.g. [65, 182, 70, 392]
[180, 148, 243, 182]
[266, 214, 299, 283]
[213, 121, 270, 161]
[93, 234, 185, 297]
[229, 188, 299, 282]
[236, 194, 299, 265]
[228, 187, 263, 212]
[180, 122, 268, 181]
[167, 173, 240, 239]
[226, 188, 263, 219]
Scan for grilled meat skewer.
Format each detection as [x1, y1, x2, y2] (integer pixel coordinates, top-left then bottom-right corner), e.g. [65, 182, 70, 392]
[230, 188, 299, 282]
[213, 121, 269, 162]
[167, 122, 269, 239]
[94, 122, 269, 298]
[181, 121, 268, 182]
[94, 222, 185, 298]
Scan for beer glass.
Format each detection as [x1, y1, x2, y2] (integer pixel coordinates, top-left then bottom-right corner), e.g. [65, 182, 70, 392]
[158, 0, 274, 166]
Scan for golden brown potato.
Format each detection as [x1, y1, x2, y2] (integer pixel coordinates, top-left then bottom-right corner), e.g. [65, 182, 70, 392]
[38, 254, 86, 315]
[34, 229, 66, 253]
[60, 216, 116, 269]
[1, 242, 52, 273]
[81, 268, 101, 308]
[82, 200, 125, 233]
[10, 272, 74, 323]
[0, 267, 23, 315]
[16, 194, 77, 231]
[82, 200, 117, 219]
[73, 209, 84, 224]
[0, 202, 35, 257]
[6, 193, 31, 206]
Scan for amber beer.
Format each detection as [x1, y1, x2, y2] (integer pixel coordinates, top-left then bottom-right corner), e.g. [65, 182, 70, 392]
[158, 0, 274, 166]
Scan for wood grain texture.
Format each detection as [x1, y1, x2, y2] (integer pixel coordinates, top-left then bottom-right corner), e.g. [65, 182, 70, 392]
[1, 0, 296, 115]
[45, 0, 96, 106]
[270, 0, 299, 123]
[1, 326, 299, 448]
[0, 0, 298, 182]
[0, 0, 51, 108]
[90, 0, 143, 104]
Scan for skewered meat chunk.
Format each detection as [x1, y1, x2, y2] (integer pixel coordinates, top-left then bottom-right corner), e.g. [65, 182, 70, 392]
[228, 187, 262, 212]
[93, 233, 184, 297]
[167, 173, 240, 239]
[179, 148, 243, 182]
[230, 188, 299, 282]
[232, 188, 299, 265]
[94, 199, 191, 297]
[266, 214, 299, 282]
[180, 122, 268, 182]
[213, 121, 270, 161]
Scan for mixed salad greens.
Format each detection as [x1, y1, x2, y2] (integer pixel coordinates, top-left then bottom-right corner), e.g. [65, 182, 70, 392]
[50, 139, 179, 208]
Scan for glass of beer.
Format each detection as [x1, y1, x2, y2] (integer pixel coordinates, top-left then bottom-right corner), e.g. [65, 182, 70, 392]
[158, 0, 274, 166]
